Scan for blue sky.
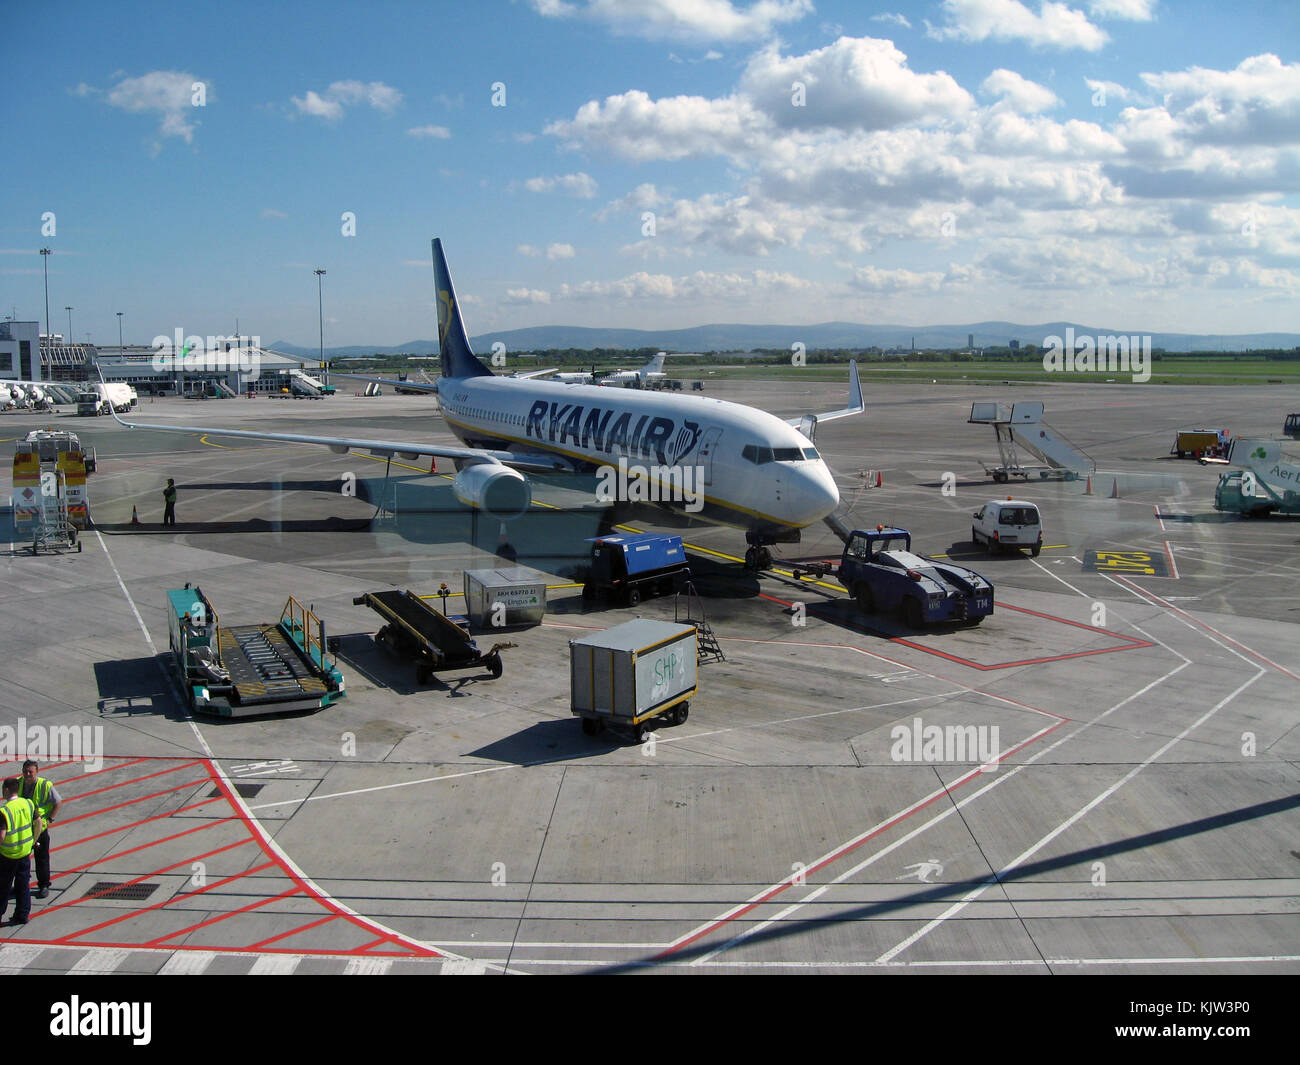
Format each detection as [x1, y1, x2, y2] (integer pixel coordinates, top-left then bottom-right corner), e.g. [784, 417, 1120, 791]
[2, 0, 1297, 347]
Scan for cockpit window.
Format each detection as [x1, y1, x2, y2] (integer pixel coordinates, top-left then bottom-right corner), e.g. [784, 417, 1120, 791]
[742, 445, 773, 464]
[802, 447, 819, 460]
[773, 447, 803, 462]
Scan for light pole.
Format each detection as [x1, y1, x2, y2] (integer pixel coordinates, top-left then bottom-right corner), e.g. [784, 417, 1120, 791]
[66, 306, 73, 344]
[117, 312, 124, 358]
[39, 248, 51, 340]
[314, 268, 327, 386]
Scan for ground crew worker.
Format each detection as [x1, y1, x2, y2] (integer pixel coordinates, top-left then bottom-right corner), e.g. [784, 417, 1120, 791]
[20, 760, 60, 900]
[163, 478, 177, 526]
[0, 777, 41, 926]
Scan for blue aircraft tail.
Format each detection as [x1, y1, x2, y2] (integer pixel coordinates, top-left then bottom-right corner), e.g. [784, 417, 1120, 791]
[433, 238, 493, 379]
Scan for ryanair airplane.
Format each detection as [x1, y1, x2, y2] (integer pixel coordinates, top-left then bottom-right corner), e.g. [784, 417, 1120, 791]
[114, 239, 863, 567]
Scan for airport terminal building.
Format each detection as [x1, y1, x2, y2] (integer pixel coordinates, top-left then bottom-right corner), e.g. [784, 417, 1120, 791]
[1, 320, 321, 397]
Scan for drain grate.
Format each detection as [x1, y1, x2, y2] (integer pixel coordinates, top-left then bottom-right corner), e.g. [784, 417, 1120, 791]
[87, 881, 159, 901]
[207, 782, 265, 798]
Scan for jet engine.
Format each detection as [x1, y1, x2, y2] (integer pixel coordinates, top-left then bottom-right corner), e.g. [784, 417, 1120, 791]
[451, 462, 531, 520]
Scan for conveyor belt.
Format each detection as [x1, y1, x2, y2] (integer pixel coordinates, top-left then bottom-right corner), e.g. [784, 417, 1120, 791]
[355, 590, 477, 658]
[220, 624, 328, 704]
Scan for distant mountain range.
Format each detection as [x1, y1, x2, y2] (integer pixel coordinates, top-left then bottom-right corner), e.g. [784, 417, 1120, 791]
[271, 320, 1300, 359]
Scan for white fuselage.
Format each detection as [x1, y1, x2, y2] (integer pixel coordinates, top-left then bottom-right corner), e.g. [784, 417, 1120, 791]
[438, 375, 839, 531]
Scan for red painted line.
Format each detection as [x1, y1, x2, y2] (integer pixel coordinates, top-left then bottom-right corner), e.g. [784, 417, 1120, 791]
[1115, 575, 1300, 683]
[887, 636, 1152, 671]
[1154, 504, 1167, 532]
[52, 816, 240, 879]
[59, 760, 207, 803]
[53, 796, 225, 851]
[55, 776, 211, 827]
[5, 935, 427, 959]
[40, 839, 257, 919]
[997, 602, 1149, 644]
[246, 913, 341, 951]
[53, 860, 278, 943]
[205, 761, 441, 958]
[143, 885, 303, 948]
[1163, 539, 1179, 580]
[657, 716, 1067, 958]
[43, 756, 155, 784]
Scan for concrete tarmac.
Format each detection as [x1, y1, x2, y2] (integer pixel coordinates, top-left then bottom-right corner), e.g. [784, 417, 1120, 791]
[0, 377, 1297, 974]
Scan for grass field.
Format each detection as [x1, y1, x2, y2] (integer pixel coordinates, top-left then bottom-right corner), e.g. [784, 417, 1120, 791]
[671, 359, 1300, 387]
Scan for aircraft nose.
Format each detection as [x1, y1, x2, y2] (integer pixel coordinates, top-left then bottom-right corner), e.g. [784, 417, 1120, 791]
[791, 462, 840, 524]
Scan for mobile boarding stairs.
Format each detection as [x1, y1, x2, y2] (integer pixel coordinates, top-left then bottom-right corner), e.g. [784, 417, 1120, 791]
[969, 401, 1095, 483]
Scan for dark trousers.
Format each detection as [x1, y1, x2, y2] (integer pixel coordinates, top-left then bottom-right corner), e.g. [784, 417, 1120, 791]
[33, 828, 50, 890]
[0, 853, 31, 922]
[163, 502, 176, 526]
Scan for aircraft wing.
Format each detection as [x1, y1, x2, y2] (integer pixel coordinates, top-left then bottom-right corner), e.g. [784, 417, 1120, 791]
[512, 368, 559, 379]
[331, 371, 439, 394]
[785, 360, 864, 429]
[107, 408, 574, 473]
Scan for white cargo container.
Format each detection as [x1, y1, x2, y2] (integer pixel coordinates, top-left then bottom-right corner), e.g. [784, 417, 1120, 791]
[463, 568, 547, 629]
[570, 619, 697, 742]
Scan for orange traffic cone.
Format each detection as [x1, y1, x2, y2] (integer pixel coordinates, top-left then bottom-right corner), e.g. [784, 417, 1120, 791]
[131, 505, 140, 525]
[430, 455, 437, 473]
[1109, 478, 1119, 499]
[1084, 475, 1092, 495]
[875, 470, 883, 488]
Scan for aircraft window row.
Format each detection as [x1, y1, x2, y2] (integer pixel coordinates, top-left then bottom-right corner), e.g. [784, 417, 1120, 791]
[457, 404, 524, 429]
[742, 445, 820, 464]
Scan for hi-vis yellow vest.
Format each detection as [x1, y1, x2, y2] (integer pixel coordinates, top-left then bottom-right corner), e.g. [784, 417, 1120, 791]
[20, 777, 53, 819]
[0, 798, 36, 859]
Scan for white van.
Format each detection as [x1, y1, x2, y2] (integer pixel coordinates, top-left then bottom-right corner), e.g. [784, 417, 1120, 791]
[972, 499, 1043, 556]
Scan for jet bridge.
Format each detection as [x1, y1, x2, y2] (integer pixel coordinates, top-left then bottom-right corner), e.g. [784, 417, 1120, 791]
[969, 402, 1095, 483]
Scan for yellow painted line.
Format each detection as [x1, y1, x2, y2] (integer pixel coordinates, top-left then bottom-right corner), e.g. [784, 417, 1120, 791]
[930, 543, 1068, 559]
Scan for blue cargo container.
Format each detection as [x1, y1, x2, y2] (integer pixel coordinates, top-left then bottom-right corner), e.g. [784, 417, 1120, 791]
[582, 533, 689, 607]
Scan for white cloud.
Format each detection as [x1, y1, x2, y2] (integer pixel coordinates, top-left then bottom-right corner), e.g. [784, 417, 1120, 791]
[291, 80, 403, 120]
[103, 71, 203, 143]
[556, 268, 813, 302]
[1136, 54, 1300, 147]
[547, 91, 763, 161]
[981, 69, 1060, 112]
[517, 244, 541, 257]
[928, 0, 1109, 51]
[527, 0, 813, 42]
[871, 12, 912, 29]
[740, 37, 975, 131]
[261, 208, 287, 219]
[546, 243, 576, 260]
[407, 124, 451, 138]
[1088, 0, 1155, 19]
[522, 172, 599, 198]
[847, 265, 946, 293]
[505, 288, 552, 304]
[1085, 78, 1130, 105]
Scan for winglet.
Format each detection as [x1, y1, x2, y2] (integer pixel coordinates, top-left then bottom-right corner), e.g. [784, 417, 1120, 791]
[433, 238, 492, 380]
[784, 359, 864, 432]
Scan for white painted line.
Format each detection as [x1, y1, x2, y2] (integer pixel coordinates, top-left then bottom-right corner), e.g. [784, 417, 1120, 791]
[440, 958, 488, 974]
[499, 954, 1300, 970]
[1163, 539, 1179, 580]
[68, 948, 130, 975]
[0, 944, 45, 971]
[249, 954, 302, 974]
[875, 669, 1264, 963]
[158, 950, 216, 974]
[689, 655, 1193, 963]
[343, 957, 392, 975]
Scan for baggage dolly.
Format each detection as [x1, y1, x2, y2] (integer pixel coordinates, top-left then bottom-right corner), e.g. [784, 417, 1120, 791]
[353, 589, 514, 683]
